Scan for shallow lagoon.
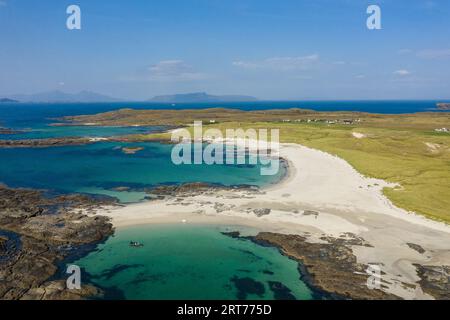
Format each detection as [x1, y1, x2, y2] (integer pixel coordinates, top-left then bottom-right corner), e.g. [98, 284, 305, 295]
[72, 224, 314, 300]
[0, 141, 285, 203]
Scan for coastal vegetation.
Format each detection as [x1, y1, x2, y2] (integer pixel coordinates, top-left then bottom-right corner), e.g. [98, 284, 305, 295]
[59, 108, 450, 223]
[200, 121, 450, 223]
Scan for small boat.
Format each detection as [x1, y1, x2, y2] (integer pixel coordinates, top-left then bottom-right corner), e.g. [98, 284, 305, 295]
[129, 241, 144, 248]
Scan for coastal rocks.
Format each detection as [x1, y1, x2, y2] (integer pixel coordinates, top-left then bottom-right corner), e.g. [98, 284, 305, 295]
[250, 232, 399, 300]
[148, 182, 255, 199]
[436, 103, 450, 110]
[0, 236, 7, 252]
[406, 243, 426, 254]
[303, 210, 319, 217]
[149, 183, 214, 198]
[0, 185, 115, 300]
[0, 185, 116, 220]
[0, 137, 92, 148]
[253, 208, 271, 217]
[20, 280, 103, 300]
[121, 146, 144, 154]
[0, 230, 21, 264]
[414, 265, 450, 300]
[0, 127, 23, 135]
[214, 202, 236, 213]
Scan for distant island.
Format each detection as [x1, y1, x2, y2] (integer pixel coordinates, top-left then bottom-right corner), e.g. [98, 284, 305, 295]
[149, 92, 258, 103]
[6, 90, 121, 103]
[0, 98, 19, 103]
[437, 103, 450, 110]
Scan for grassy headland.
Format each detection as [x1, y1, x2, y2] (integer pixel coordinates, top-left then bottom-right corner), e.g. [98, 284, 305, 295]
[58, 108, 450, 223]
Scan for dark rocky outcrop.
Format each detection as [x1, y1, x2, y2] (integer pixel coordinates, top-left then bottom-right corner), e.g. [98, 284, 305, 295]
[407, 243, 426, 254]
[246, 232, 400, 300]
[0, 137, 92, 148]
[437, 103, 450, 110]
[148, 182, 258, 198]
[0, 128, 23, 135]
[0, 185, 116, 300]
[253, 208, 271, 217]
[414, 265, 449, 300]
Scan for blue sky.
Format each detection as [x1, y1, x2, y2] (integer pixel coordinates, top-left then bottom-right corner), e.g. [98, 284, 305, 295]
[0, 0, 449, 100]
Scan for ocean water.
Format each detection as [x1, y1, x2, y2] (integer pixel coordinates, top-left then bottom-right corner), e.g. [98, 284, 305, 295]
[0, 100, 448, 130]
[0, 102, 288, 202]
[0, 141, 283, 203]
[72, 224, 314, 300]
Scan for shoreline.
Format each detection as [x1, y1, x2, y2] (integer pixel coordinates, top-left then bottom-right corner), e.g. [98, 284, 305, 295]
[98, 140, 450, 299]
[106, 141, 449, 234]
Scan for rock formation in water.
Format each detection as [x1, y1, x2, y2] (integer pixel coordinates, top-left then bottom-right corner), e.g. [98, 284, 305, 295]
[0, 185, 116, 300]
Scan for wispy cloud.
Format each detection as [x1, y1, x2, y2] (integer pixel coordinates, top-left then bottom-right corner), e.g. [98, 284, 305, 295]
[232, 54, 319, 71]
[397, 49, 413, 55]
[417, 49, 450, 59]
[123, 60, 208, 82]
[393, 70, 411, 76]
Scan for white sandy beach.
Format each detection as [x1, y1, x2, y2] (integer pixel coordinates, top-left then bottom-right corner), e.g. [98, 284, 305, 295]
[97, 140, 450, 300]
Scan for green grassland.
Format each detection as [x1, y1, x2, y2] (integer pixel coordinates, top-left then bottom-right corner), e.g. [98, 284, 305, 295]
[198, 121, 450, 223]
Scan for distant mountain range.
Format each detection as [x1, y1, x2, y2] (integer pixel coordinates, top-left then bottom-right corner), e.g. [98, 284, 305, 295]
[149, 92, 258, 103]
[0, 98, 19, 103]
[2, 91, 258, 103]
[5, 90, 121, 103]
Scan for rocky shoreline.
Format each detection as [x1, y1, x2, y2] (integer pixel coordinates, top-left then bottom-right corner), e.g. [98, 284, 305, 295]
[222, 231, 400, 300]
[0, 136, 172, 149]
[0, 185, 117, 300]
[251, 232, 400, 300]
[0, 127, 24, 135]
[0, 137, 93, 148]
[437, 103, 450, 110]
[228, 231, 450, 300]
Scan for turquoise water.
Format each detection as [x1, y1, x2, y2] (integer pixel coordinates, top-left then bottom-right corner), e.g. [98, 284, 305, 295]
[0, 107, 284, 203]
[0, 104, 304, 299]
[72, 225, 314, 300]
[1, 124, 165, 140]
[0, 141, 284, 203]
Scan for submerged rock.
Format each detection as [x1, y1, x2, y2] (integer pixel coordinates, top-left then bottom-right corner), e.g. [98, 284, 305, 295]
[230, 276, 265, 300]
[268, 281, 296, 300]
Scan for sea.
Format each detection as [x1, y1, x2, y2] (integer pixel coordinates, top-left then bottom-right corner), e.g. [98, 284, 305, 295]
[0, 100, 447, 299]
